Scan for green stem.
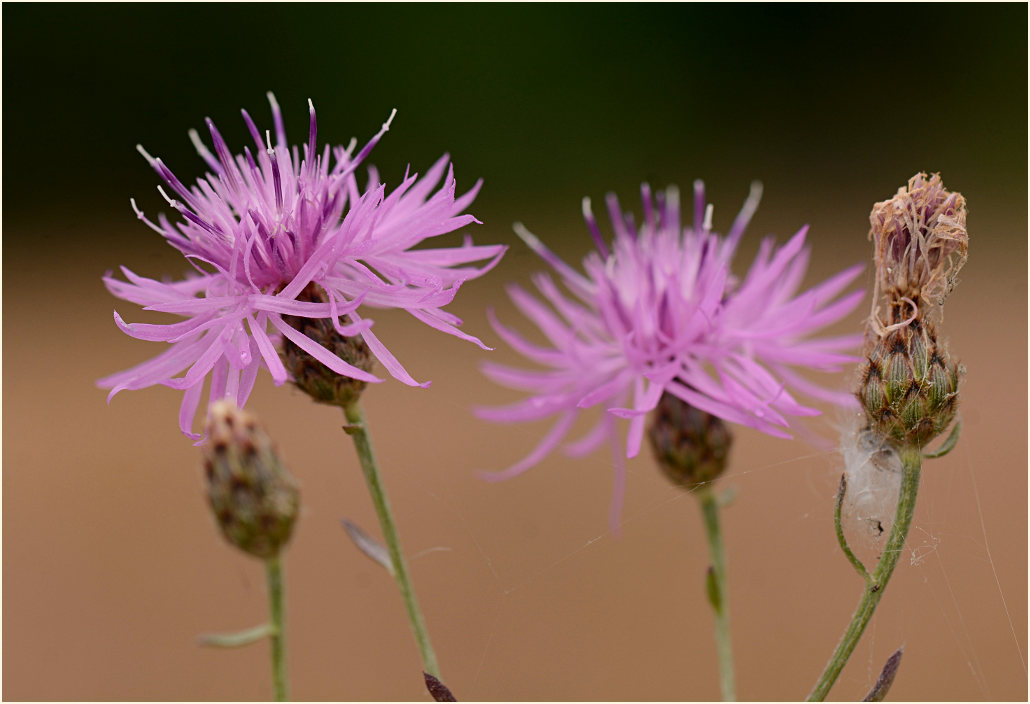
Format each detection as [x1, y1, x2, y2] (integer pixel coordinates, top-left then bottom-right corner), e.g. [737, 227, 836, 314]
[834, 475, 872, 585]
[343, 402, 441, 679]
[807, 446, 922, 701]
[265, 555, 288, 702]
[698, 485, 736, 701]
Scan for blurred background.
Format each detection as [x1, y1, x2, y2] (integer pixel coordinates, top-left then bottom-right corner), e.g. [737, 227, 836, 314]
[3, 4, 1026, 701]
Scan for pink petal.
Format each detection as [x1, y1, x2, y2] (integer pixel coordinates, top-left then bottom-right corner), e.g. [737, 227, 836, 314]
[479, 411, 578, 482]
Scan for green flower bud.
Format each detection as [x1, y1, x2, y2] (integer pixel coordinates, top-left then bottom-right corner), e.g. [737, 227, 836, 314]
[858, 319, 959, 449]
[647, 393, 732, 490]
[204, 401, 300, 559]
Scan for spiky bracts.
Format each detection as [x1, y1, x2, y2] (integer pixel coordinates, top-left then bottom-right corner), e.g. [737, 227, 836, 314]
[647, 392, 732, 490]
[859, 318, 959, 448]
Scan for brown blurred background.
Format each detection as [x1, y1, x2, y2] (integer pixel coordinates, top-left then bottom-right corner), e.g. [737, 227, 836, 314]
[3, 4, 1026, 701]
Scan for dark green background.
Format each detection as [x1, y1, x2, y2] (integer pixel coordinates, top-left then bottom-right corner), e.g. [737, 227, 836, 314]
[4, 3, 1026, 239]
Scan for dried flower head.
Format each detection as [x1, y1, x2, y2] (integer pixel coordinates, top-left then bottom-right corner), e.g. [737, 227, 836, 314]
[858, 173, 966, 449]
[203, 400, 299, 559]
[479, 181, 864, 526]
[98, 94, 506, 438]
[868, 172, 968, 332]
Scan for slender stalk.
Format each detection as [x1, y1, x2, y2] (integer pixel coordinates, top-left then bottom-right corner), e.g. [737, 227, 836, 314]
[697, 485, 736, 701]
[807, 446, 922, 701]
[834, 475, 872, 585]
[265, 555, 289, 702]
[343, 401, 441, 678]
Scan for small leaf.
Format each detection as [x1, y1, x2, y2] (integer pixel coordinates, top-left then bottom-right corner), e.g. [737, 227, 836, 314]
[424, 672, 457, 701]
[835, 474, 871, 583]
[197, 622, 274, 648]
[705, 566, 721, 611]
[341, 518, 395, 575]
[862, 647, 903, 701]
[923, 419, 961, 459]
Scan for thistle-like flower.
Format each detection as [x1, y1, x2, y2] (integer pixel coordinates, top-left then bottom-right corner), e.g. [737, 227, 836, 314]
[479, 181, 865, 524]
[98, 94, 506, 438]
[858, 172, 966, 448]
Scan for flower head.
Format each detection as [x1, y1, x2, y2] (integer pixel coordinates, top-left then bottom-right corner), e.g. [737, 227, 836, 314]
[99, 94, 506, 438]
[868, 171, 968, 332]
[858, 173, 966, 449]
[479, 181, 864, 525]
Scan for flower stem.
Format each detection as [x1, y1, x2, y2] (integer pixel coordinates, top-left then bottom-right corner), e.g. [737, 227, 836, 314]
[265, 555, 289, 702]
[834, 475, 872, 585]
[697, 485, 736, 701]
[807, 445, 923, 701]
[343, 401, 441, 679]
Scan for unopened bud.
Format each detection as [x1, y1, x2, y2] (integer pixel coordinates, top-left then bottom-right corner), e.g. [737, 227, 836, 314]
[858, 318, 959, 449]
[280, 285, 374, 408]
[203, 400, 299, 559]
[647, 393, 732, 490]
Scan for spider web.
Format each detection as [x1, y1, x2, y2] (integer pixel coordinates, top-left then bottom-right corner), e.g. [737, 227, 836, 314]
[400, 401, 1026, 700]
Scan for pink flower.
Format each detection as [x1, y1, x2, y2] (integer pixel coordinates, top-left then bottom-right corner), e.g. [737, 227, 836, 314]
[478, 182, 863, 526]
[99, 94, 506, 439]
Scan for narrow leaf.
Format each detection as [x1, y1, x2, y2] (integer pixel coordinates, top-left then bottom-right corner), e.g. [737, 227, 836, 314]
[923, 420, 961, 459]
[705, 566, 721, 611]
[341, 518, 395, 575]
[424, 672, 457, 701]
[197, 622, 273, 648]
[835, 473, 872, 583]
[862, 647, 904, 701]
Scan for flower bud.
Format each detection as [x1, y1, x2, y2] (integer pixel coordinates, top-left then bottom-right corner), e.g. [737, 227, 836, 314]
[280, 285, 374, 408]
[203, 400, 300, 559]
[858, 318, 959, 449]
[647, 393, 732, 490]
